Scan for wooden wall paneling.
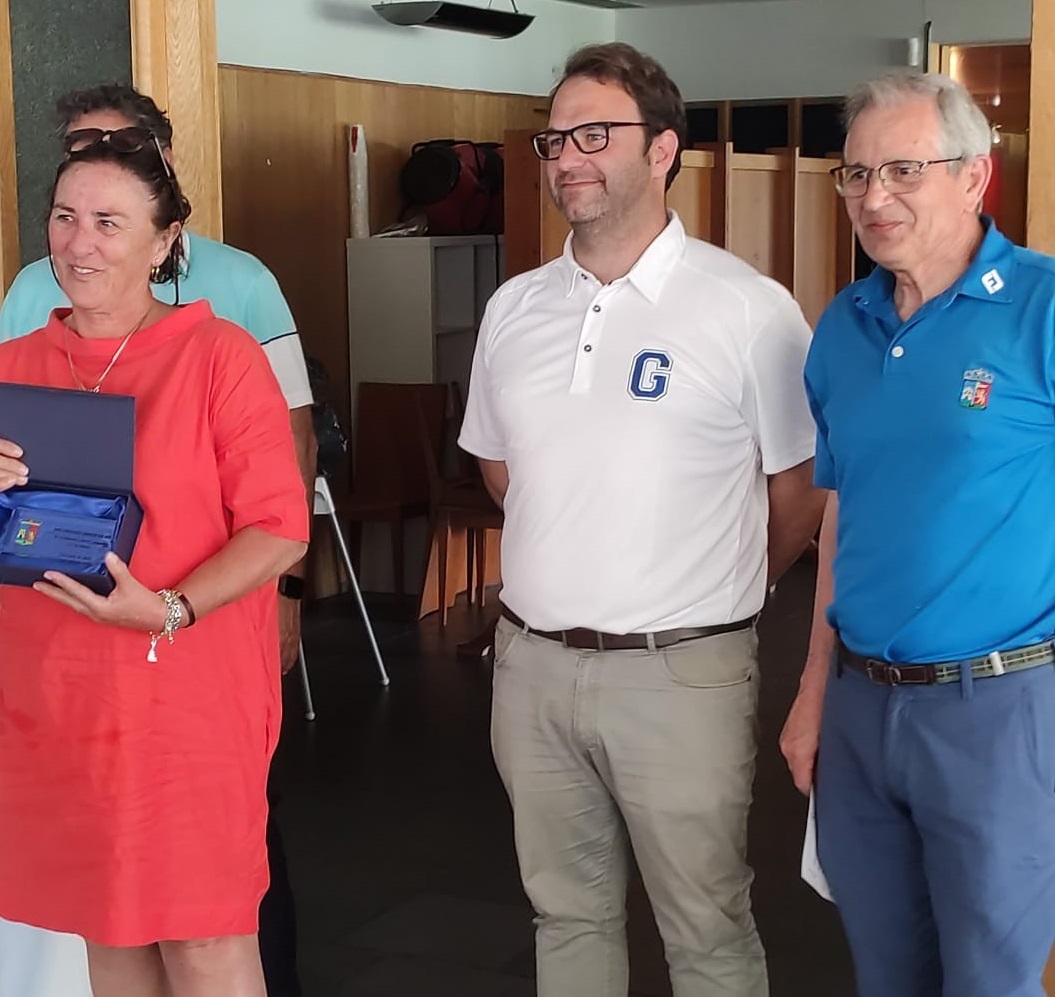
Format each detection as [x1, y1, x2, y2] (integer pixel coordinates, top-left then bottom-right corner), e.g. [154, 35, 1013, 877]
[0, 0, 18, 296]
[787, 98, 803, 151]
[667, 149, 715, 242]
[503, 128, 542, 279]
[793, 154, 842, 328]
[945, 43, 1030, 134]
[131, 0, 223, 239]
[834, 193, 855, 293]
[727, 151, 793, 288]
[219, 65, 545, 437]
[1028, 0, 1055, 253]
[540, 175, 569, 265]
[717, 101, 732, 145]
[997, 132, 1028, 247]
[503, 127, 567, 277]
[695, 141, 730, 248]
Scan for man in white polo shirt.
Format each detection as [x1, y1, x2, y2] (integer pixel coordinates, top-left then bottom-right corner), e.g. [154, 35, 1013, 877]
[460, 43, 824, 996]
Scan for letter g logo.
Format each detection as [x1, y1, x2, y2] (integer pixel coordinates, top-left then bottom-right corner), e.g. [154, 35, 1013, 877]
[628, 350, 673, 400]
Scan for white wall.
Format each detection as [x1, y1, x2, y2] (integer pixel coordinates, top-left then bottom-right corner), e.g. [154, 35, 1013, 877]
[218, 0, 1031, 99]
[217, 0, 613, 94]
[616, 0, 1032, 102]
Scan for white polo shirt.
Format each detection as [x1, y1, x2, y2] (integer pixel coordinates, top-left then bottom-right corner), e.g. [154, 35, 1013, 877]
[459, 214, 815, 633]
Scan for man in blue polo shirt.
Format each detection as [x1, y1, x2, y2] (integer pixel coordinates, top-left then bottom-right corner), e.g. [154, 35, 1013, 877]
[780, 71, 1055, 997]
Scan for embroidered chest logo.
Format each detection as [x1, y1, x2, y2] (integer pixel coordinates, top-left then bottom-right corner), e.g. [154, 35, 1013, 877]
[980, 269, 1005, 295]
[14, 519, 41, 547]
[960, 368, 993, 410]
[627, 350, 673, 400]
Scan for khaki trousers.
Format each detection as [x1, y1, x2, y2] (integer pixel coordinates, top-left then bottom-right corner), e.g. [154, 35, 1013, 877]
[491, 616, 768, 997]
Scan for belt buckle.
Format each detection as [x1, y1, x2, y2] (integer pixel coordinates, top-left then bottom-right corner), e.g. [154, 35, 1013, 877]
[866, 660, 901, 686]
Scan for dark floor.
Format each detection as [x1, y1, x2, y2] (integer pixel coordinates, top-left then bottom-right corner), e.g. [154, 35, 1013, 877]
[273, 559, 856, 996]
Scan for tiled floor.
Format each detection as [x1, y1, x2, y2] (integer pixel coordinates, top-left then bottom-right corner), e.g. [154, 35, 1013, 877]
[275, 558, 856, 996]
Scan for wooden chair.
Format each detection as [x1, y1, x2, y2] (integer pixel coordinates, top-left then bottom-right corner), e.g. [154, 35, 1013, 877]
[337, 382, 448, 598]
[415, 392, 502, 626]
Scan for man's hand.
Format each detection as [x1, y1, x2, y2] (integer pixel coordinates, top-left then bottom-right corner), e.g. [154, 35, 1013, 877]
[780, 679, 825, 795]
[0, 438, 28, 491]
[781, 490, 837, 796]
[34, 552, 168, 632]
[278, 595, 302, 675]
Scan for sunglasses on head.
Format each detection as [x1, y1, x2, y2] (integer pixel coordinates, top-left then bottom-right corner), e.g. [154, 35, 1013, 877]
[63, 127, 173, 178]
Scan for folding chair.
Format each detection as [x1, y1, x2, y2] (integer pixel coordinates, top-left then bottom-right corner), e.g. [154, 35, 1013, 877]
[296, 475, 390, 721]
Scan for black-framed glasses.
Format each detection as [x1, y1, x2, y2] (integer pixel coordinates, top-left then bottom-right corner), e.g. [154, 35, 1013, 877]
[64, 127, 174, 179]
[830, 157, 964, 197]
[531, 121, 650, 161]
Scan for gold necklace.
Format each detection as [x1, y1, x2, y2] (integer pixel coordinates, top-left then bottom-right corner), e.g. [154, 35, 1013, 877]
[65, 308, 152, 393]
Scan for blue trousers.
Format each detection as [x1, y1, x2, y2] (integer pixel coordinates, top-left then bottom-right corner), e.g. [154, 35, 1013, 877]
[816, 660, 1055, 997]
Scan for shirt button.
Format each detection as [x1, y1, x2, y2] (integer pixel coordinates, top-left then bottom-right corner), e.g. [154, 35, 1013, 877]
[592, 305, 601, 313]
[891, 345, 905, 358]
[583, 344, 593, 353]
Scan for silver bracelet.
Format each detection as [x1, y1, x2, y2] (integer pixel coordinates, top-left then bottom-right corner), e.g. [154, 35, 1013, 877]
[147, 589, 185, 663]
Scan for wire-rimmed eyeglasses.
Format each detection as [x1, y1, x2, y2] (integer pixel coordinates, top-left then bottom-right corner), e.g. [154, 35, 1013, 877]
[531, 121, 650, 161]
[830, 158, 964, 198]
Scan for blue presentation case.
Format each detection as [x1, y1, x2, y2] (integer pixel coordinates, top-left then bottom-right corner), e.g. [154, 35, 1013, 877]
[0, 383, 144, 595]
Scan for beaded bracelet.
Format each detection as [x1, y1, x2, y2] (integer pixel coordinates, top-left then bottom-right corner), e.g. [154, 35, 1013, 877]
[147, 588, 186, 663]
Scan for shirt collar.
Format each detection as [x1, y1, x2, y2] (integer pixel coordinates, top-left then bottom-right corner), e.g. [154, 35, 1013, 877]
[853, 216, 1015, 317]
[953, 216, 1015, 303]
[561, 212, 686, 302]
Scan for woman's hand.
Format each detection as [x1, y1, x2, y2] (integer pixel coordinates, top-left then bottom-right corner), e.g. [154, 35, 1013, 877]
[0, 438, 28, 491]
[33, 552, 168, 632]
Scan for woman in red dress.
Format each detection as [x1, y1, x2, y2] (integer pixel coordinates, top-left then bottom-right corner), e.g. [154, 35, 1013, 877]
[0, 131, 308, 995]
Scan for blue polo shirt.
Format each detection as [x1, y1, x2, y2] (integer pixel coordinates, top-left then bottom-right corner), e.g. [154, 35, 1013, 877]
[806, 219, 1055, 662]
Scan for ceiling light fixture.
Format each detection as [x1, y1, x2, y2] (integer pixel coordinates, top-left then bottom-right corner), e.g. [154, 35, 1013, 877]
[371, 1, 534, 38]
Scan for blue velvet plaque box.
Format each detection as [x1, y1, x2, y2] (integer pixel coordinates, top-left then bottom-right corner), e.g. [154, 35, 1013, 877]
[0, 383, 143, 595]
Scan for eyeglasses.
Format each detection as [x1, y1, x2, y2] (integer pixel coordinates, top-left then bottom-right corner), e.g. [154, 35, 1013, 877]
[531, 121, 650, 161]
[64, 127, 174, 179]
[830, 158, 964, 197]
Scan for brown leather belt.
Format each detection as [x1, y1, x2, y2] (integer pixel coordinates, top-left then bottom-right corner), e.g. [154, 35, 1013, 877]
[500, 605, 755, 652]
[837, 637, 1055, 686]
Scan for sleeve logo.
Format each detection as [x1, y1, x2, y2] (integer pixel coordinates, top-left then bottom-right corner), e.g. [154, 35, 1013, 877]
[628, 350, 673, 400]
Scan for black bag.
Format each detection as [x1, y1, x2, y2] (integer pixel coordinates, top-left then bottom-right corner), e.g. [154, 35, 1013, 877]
[306, 355, 347, 481]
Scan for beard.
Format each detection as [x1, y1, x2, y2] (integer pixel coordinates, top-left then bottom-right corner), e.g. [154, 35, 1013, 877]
[550, 159, 652, 229]
[552, 173, 607, 224]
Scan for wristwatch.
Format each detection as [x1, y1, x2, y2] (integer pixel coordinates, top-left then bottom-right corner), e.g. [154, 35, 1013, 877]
[278, 574, 305, 600]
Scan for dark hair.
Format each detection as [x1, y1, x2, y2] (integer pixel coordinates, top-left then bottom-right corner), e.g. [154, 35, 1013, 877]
[554, 43, 687, 190]
[56, 84, 174, 149]
[49, 142, 191, 284]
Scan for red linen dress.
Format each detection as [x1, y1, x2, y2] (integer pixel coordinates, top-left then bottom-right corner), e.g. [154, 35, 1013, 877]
[0, 301, 309, 945]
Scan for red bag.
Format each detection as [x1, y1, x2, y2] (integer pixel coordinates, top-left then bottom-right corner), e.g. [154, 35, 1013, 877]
[400, 139, 504, 235]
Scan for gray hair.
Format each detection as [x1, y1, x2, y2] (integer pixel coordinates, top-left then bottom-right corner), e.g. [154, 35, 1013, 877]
[844, 72, 992, 159]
